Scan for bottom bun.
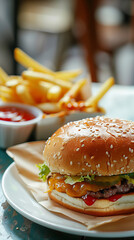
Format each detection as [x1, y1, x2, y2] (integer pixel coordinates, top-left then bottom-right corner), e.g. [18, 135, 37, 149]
[49, 190, 134, 216]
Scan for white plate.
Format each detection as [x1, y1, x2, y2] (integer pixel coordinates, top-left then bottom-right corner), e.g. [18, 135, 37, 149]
[2, 163, 134, 238]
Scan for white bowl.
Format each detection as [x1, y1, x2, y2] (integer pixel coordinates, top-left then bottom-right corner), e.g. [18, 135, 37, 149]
[0, 103, 43, 148]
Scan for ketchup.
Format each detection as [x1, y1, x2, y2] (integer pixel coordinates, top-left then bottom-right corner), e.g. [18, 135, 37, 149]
[108, 194, 123, 202]
[82, 195, 96, 206]
[0, 106, 35, 122]
[82, 194, 123, 206]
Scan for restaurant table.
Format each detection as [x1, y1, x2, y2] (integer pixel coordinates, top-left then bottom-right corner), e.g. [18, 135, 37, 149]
[0, 83, 134, 240]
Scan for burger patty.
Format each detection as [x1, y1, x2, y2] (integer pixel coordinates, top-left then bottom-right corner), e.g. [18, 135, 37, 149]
[88, 180, 134, 199]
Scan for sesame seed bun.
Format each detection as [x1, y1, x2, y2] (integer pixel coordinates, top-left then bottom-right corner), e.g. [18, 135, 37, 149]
[49, 190, 134, 216]
[43, 117, 134, 176]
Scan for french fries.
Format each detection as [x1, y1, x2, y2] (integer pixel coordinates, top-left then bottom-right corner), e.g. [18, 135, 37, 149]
[0, 48, 114, 115]
[5, 78, 26, 87]
[14, 48, 54, 75]
[22, 70, 72, 90]
[59, 78, 87, 107]
[37, 103, 61, 114]
[85, 77, 115, 107]
[0, 86, 18, 102]
[47, 85, 62, 102]
[16, 85, 36, 105]
[55, 69, 82, 81]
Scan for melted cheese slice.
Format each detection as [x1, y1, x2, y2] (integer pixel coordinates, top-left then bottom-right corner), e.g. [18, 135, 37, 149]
[48, 174, 112, 198]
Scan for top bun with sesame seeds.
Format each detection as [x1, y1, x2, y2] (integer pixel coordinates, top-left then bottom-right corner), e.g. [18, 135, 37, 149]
[43, 116, 134, 176]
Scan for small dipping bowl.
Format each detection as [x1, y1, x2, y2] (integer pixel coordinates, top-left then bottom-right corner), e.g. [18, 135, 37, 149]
[0, 102, 43, 148]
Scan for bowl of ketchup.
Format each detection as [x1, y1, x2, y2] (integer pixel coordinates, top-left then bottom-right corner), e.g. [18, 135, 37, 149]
[0, 102, 43, 148]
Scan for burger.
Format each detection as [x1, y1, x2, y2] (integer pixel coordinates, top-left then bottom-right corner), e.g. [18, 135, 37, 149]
[38, 116, 134, 216]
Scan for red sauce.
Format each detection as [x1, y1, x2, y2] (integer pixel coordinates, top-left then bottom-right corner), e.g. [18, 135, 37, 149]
[82, 194, 123, 206]
[0, 106, 35, 122]
[108, 194, 123, 202]
[82, 195, 96, 206]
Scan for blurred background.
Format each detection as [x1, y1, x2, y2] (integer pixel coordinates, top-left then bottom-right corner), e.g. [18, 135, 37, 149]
[0, 0, 134, 85]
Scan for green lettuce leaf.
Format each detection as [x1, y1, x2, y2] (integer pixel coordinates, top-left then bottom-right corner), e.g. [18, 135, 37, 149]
[37, 163, 50, 181]
[65, 175, 95, 185]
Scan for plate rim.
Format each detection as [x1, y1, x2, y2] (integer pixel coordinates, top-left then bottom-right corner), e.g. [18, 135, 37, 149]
[2, 162, 134, 238]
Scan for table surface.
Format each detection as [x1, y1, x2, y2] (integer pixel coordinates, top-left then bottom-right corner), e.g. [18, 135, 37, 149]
[0, 83, 134, 240]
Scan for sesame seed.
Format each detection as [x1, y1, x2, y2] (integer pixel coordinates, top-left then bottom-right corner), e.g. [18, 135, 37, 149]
[129, 148, 134, 153]
[111, 164, 114, 167]
[97, 164, 100, 168]
[86, 163, 88, 166]
[107, 162, 110, 166]
[82, 168, 85, 171]
[110, 144, 113, 149]
[121, 159, 123, 162]
[81, 144, 85, 147]
[106, 151, 110, 157]
[76, 148, 80, 151]
[91, 156, 94, 159]
[113, 160, 117, 163]
[84, 155, 87, 159]
[70, 161, 73, 165]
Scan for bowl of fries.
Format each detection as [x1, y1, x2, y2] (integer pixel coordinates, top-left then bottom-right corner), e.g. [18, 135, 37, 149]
[0, 48, 115, 141]
[0, 102, 43, 148]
